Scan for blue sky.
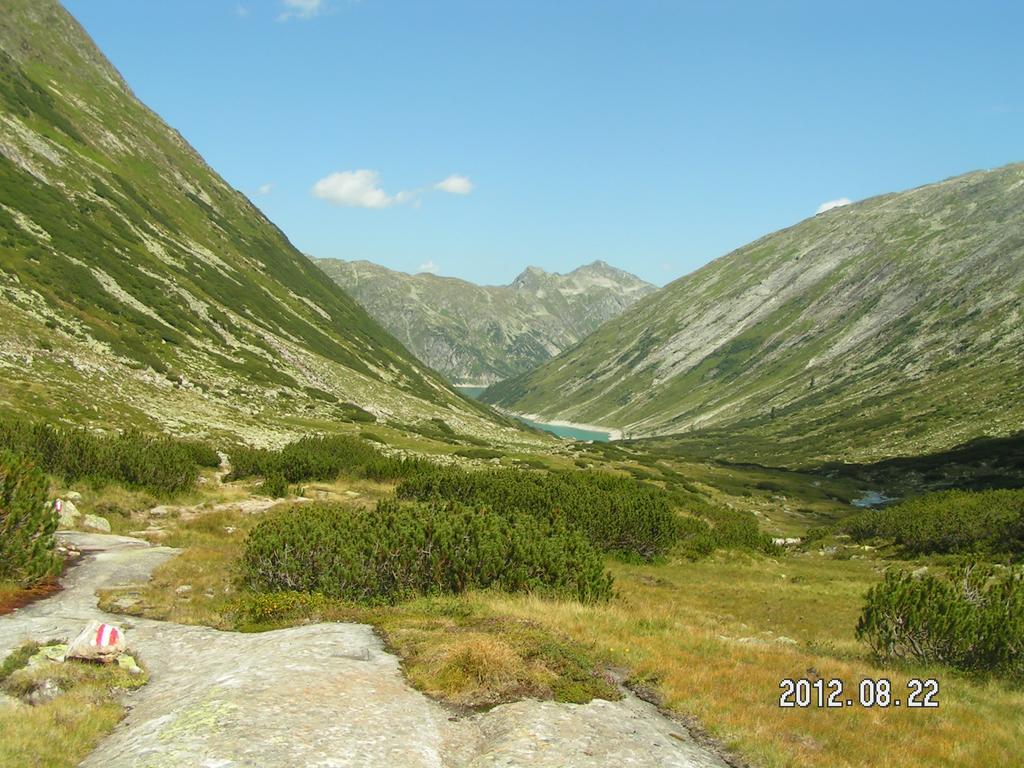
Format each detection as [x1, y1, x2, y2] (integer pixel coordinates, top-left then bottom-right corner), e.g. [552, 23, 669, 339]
[63, 0, 1023, 286]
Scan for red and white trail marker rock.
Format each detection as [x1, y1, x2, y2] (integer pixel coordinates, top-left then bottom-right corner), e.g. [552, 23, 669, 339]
[65, 620, 127, 663]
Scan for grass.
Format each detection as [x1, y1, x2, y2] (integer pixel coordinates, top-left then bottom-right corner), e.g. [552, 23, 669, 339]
[0, 643, 148, 768]
[91, 461, 1024, 767]
[477, 554, 1024, 768]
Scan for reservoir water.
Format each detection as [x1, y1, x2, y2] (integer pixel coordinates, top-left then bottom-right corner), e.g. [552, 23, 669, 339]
[455, 385, 611, 442]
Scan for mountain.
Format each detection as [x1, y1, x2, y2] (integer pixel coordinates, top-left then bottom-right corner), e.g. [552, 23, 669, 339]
[316, 258, 655, 384]
[484, 164, 1024, 464]
[0, 0, 526, 446]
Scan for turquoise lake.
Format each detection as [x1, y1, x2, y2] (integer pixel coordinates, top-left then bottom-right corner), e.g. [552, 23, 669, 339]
[455, 385, 611, 442]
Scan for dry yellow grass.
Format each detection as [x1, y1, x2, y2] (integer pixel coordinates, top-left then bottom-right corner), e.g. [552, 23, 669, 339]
[477, 554, 1024, 768]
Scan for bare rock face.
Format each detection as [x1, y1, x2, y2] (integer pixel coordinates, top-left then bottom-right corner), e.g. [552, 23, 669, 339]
[65, 621, 126, 663]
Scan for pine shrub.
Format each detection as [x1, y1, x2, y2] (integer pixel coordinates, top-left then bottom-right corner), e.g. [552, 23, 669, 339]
[856, 562, 1024, 677]
[239, 499, 613, 604]
[0, 451, 60, 585]
[227, 434, 427, 485]
[842, 489, 1024, 557]
[0, 415, 210, 494]
[396, 466, 680, 559]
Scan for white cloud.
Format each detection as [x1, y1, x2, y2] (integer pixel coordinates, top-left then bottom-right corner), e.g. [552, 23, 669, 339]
[435, 174, 474, 195]
[312, 170, 475, 209]
[257, 182, 273, 196]
[278, 0, 326, 21]
[418, 260, 440, 274]
[815, 197, 852, 214]
[312, 170, 400, 208]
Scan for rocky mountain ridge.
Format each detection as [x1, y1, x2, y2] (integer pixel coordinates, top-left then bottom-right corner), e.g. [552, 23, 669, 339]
[316, 258, 655, 384]
[0, 0, 527, 447]
[484, 164, 1024, 463]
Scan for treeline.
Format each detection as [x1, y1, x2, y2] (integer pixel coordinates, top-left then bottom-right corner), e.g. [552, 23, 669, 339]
[838, 489, 1024, 557]
[0, 415, 219, 494]
[239, 499, 613, 604]
[396, 466, 680, 560]
[0, 451, 60, 585]
[226, 434, 428, 486]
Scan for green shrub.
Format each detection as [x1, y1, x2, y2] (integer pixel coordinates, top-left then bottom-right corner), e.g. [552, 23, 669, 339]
[857, 562, 1024, 677]
[0, 415, 209, 494]
[0, 452, 59, 585]
[256, 473, 289, 499]
[453, 448, 504, 460]
[239, 500, 612, 604]
[396, 466, 679, 559]
[842, 489, 1024, 557]
[227, 434, 428, 485]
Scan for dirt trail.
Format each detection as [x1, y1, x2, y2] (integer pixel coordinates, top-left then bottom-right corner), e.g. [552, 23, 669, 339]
[0, 532, 728, 767]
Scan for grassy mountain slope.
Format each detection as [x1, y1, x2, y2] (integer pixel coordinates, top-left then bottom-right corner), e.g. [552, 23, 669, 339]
[317, 258, 655, 384]
[0, 0, 530, 446]
[485, 164, 1024, 463]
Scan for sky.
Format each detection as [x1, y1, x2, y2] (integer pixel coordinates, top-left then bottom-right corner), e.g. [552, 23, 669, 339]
[63, 0, 1024, 287]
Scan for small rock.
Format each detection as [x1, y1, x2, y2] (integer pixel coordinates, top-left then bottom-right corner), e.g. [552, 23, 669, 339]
[65, 491, 83, 503]
[175, 585, 193, 596]
[912, 566, 929, 579]
[26, 679, 62, 706]
[82, 514, 111, 533]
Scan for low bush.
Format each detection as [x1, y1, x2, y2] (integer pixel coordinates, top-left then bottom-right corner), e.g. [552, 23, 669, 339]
[239, 499, 613, 604]
[857, 562, 1024, 677]
[0, 415, 210, 494]
[453, 447, 504, 460]
[256, 474, 289, 499]
[0, 452, 60, 585]
[396, 466, 680, 559]
[227, 434, 428, 485]
[842, 489, 1024, 557]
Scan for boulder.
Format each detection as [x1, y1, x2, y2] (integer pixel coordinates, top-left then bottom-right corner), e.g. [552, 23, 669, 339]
[65, 620, 126, 663]
[65, 491, 83, 503]
[55, 499, 81, 528]
[82, 514, 111, 533]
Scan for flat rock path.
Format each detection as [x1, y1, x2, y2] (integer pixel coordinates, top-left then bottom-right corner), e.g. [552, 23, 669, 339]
[0, 532, 728, 768]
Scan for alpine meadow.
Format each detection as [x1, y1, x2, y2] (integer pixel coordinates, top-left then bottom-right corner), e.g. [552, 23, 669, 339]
[1, 2, 1022, 768]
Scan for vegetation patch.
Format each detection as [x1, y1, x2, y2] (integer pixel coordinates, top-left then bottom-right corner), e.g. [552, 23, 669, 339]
[857, 562, 1024, 677]
[239, 499, 613, 603]
[0, 451, 60, 585]
[396, 466, 680, 559]
[0, 643, 148, 768]
[227, 434, 428, 485]
[0, 415, 217, 494]
[839, 488, 1024, 557]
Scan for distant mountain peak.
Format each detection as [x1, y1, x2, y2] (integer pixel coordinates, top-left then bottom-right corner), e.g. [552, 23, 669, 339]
[317, 258, 657, 385]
